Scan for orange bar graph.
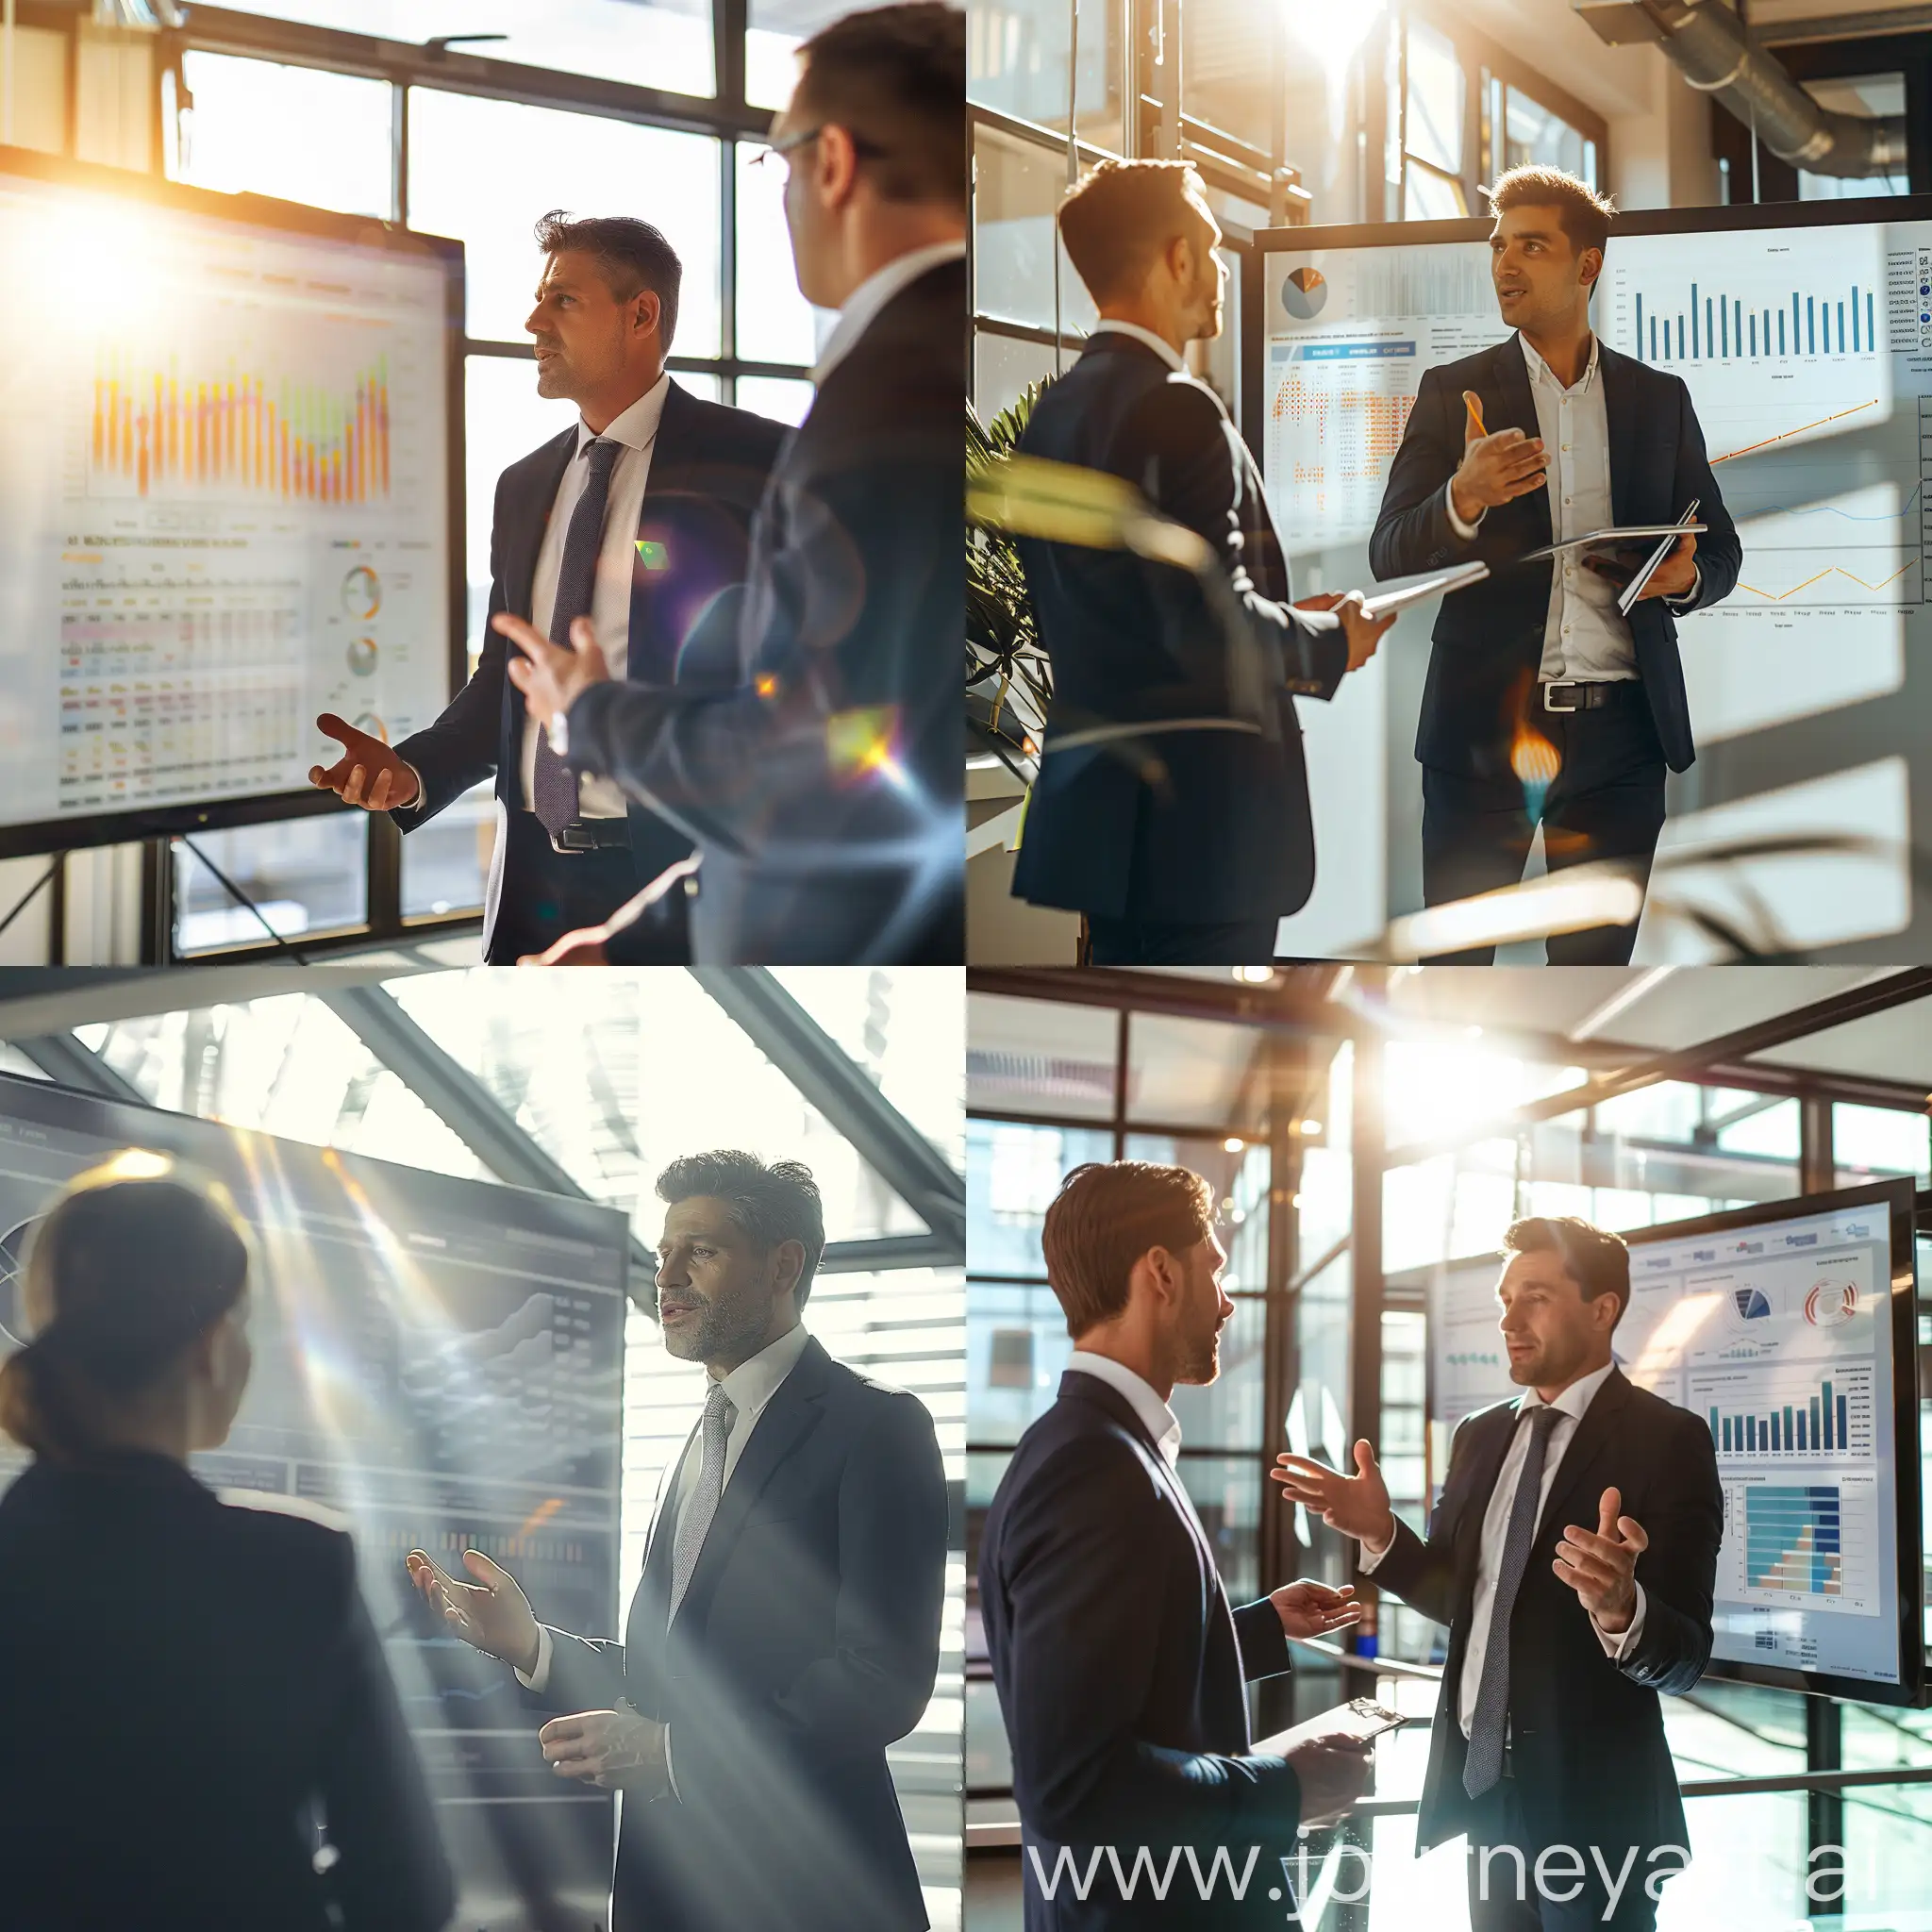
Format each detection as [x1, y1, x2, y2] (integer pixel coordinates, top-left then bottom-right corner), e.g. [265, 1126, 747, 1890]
[87, 354, 393, 503]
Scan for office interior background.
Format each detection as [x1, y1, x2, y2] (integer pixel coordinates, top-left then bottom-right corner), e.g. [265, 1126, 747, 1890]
[0, 0, 874, 967]
[965, 0, 1932, 965]
[0, 963, 969, 1930]
[964, 963, 1932, 1928]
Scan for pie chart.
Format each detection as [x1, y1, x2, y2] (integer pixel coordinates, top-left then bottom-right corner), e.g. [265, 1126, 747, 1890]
[347, 638, 379, 677]
[341, 565, 381, 622]
[1283, 266, 1327, 321]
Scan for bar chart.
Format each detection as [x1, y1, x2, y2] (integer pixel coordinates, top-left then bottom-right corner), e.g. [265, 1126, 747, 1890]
[1745, 1486, 1843, 1597]
[1631, 282, 1879, 365]
[1693, 1360, 1875, 1460]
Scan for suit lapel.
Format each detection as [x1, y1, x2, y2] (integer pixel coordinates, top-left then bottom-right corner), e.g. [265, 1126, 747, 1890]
[1454, 1400, 1523, 1600]
[669, 1337, 832, 1625]
[506, 425, 577, 622]
[1062, 1374, 1222, 1588]
[1600, 341, 1637, 526]
[1537, 1367, 1635, 1544]
[1491, 337, 1553, 553]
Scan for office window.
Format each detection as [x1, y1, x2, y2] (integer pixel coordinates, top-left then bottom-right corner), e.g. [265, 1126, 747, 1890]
[168, 52, 392, 218]
[1182, 0, 1276, 156]
[973, 330, 1063, 422]
[968, 0, 1124, 157]
[973, 125, 1097, 336]
[408, 91, 723, 351]
[462, 355, 579, 644]
[215, 0, 715, 100]
[171, 816, 369, 956]
[746, 0, 880, 112]
[1501, 84, 1594, 186]
[1800, 75, 1910, 199]
[734, 374, 815, 424]
[1833, 1102, 1931, 1186]
[734, 141, 832, 368]
[1402, 20, 1466, 219]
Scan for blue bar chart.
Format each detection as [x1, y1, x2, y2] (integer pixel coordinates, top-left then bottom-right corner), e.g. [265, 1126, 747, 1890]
[1745, 1486, 1843, 1597]
[1691, 1360, 1874, 1460]
[1633, 280, 1876, 363]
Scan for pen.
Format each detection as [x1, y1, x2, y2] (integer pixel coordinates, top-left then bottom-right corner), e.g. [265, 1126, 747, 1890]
[1463, 391, 1488, 439]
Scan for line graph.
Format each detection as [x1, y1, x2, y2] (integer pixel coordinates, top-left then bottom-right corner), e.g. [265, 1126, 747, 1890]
[1711, 399, 1878, 466]
[1735, 556, 1920, 602]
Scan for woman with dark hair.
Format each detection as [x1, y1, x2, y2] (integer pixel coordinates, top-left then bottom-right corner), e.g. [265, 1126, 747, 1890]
[0, 1156, 455, 1932]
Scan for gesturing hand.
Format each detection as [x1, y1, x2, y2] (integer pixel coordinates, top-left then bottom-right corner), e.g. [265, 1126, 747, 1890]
[309, 712, 420, 810]
[1553, 1486, 1646, 1633]
[1270, 1440, 1395, 1549]
[1269, 1578, 1364, 1641]
[1335, 591, 1397, 674]
[1449, 389, 1546, 526]
[405, 1548, 541, 1675]
[493, 611, 612, 729]
[539, 1707, 670, 1795]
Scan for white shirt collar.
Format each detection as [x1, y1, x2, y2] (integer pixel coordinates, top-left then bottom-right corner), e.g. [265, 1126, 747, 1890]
[712, 1321, 812, 1420]
[1516, 1357, 1616, 1423]
[811, 239, 966, 385]
[1519, 330, 1600, 396]
[575, 370, 671, 455]
[1089, 317, 1188, 374]
[1067, 1349, 1184, 1466]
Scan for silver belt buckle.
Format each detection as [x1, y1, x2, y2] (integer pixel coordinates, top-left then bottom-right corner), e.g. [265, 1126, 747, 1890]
[1541, 681, 1579, 714]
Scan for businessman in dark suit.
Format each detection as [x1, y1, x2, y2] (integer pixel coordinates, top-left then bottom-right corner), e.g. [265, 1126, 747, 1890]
[409, 1150, 947, 1932]
[494, 4, 965, 964]
[1370, 165, 1742, 964]
[308, 212, 786, 964]
[1008, 159, 1392, 967]
[980, 1160, 1374, 1928]
[1275, 1215, 1724, 1930]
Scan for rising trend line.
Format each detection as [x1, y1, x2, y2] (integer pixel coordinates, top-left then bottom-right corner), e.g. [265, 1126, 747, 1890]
[1738, 481, 1923, 525]
[1736, 558, 1920, 600]
[1711, 399, 1878, 465]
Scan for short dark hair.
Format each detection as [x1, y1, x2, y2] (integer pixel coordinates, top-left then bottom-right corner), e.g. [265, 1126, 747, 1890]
[1502, 1215, 1629, 1328]
[793, 2, 965, 208]
[1041, 1161, 1216, 1338]
[534, 209, 683, 351]
[0, 1160, 252, 1465]
[1486, 165, 1616, 260]
[655, 1151, 826, 1307]
[1058, 158, 1211, 305]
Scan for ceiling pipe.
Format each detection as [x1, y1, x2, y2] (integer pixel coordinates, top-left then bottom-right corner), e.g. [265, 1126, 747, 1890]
[1574, 0, 1907, 176]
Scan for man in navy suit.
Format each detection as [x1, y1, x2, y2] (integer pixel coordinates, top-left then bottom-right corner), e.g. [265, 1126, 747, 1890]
[407, 1150, 946, 1932]
[979, 1160, 1374, 1928]
[1275, 1217, 1724, 1929]
[308, 212, 786, 964]
[1010, 159, 1393, 967]
[1370, 167, 1742, 963]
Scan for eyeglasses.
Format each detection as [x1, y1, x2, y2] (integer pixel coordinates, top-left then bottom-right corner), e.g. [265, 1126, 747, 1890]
[748, 125, 890, 172]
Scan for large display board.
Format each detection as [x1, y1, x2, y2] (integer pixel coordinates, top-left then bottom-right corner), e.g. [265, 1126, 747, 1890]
[0, 1072, 628, 1927]
[1256, 198, 1932, 957]
[0, 146, 463, 857]
[1424, 1180, 1924, 1706]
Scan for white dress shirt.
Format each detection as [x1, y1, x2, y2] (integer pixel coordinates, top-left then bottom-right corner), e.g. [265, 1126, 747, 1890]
[520, 374, 671, 818]
[1087, 317, 1188, 374]
[811, 238, 967, 385]
[1066, 1348, 1183, 1467]
[1360, 1359, 1647, 1739]
[517, 1318, 813, 1774]
[1444, 334, 1697, 684]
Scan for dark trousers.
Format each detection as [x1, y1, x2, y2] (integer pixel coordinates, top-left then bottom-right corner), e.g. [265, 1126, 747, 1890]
[1087, 913, 1280, 965]
[1464, 1778, 1660, 1932]
[1421, 686, 1668, 966]
[485, 809, 688, 964]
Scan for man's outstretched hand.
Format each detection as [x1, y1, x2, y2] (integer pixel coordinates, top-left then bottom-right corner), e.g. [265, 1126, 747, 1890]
[310, 712, 420, 811]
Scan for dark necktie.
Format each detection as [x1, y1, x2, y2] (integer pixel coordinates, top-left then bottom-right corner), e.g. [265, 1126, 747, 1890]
[1463, 1404, 1563, 1798]
[532, 435, 624, 836]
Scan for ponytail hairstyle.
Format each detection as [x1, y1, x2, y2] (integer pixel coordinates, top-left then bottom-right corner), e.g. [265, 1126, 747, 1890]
[0, 1155, 252, 1466]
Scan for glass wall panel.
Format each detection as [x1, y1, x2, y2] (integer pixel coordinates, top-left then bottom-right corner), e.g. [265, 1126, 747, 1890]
[968, 0, 1124, 157]
[172, 816, 368, 954]
[409, 92, 722, 350]
[734, 140, 833, 366]
[972, 125, 1098, 335]
[967, 993, 1120, 1120]
[172, 52, 391, 218]
[1834, 1101, 1930, 1187]
[966, 1116, 1113, 1277]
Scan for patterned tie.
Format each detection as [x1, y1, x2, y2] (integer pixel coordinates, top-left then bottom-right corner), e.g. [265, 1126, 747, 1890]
[1463, 1405, 1563, 1798]
[532, 435, 624, 836]
[668, 1379, 736, 1624]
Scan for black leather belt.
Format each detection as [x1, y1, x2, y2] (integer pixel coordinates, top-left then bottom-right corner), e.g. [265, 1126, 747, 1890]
[551, 818, 631, 854]
[1541, 679, 1637, 714]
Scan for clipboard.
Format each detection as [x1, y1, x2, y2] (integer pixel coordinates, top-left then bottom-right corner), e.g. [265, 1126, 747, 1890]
[1357, 561, 1490, 620]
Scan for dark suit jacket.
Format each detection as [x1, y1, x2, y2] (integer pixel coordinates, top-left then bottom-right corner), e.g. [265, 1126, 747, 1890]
[978, 1371, 1301, 1930]
[527, 1336, 947, 1932]
[0, 1451, 452, 1932]
[1369, 334, 1741, 778]
[1010, 333, 1350, 925]
[1369, 1368, 1723, 1862]
[564, 257, 965, 964]
[389, 378, 786, 955]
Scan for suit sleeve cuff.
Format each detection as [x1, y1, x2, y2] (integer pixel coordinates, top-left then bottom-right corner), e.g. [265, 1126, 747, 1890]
[514, 1624, 555, 1692]
[1592, 1583, 1646, 1659]
[1357, 1522, 1396, 1572]
[1664, 563, 1702, 609]
[1443, 480, 1485, 542]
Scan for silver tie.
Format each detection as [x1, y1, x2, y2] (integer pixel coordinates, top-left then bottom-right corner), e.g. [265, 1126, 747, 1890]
[669, 1379, 735, 1624]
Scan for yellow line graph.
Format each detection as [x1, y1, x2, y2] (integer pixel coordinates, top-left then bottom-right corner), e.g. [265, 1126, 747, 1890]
[1711, 398, 1878, 466]
[1737, 558, 1919, 600]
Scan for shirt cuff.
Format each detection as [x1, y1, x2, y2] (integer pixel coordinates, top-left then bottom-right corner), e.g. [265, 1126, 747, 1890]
[1664, 563, 1702, 609]
[1591, 1583, 1647, 1659]
[514, 1624, 554, 1692]
[1443, 479, 1486, 542]
[1357, 1521, 1397, 1572]
[664, 1724, 679, 1801]
[398, 759, 426, 809]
